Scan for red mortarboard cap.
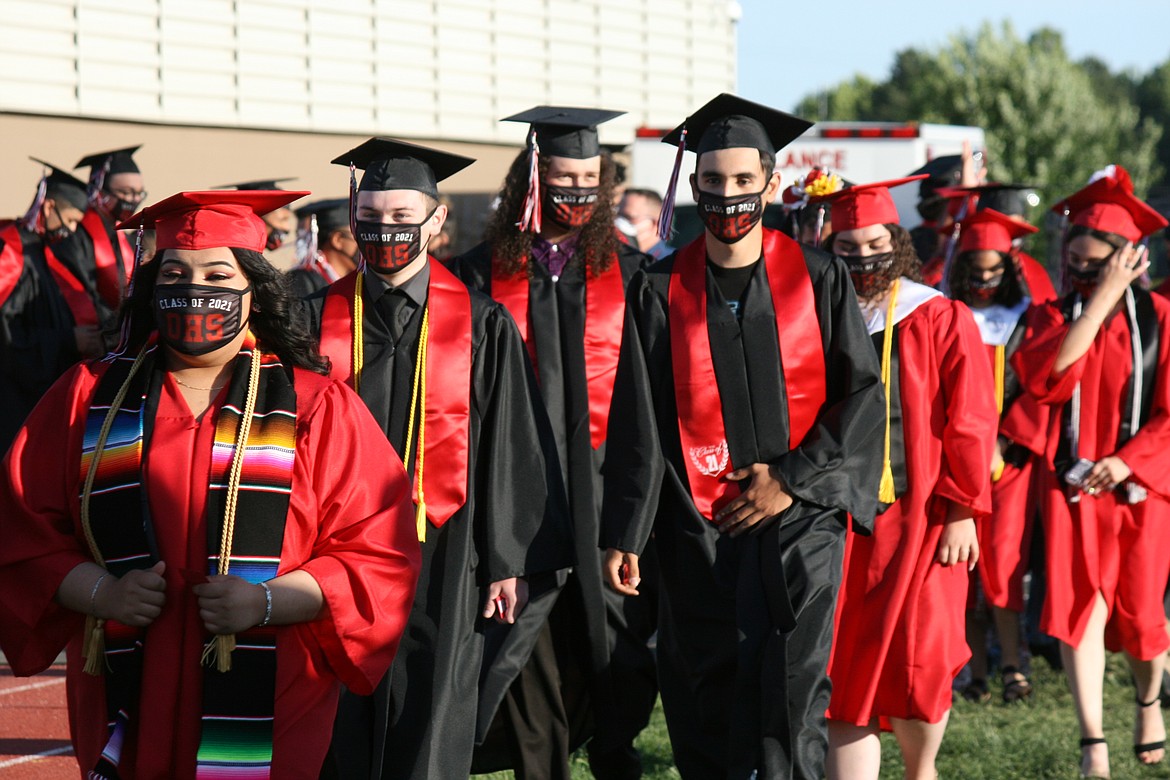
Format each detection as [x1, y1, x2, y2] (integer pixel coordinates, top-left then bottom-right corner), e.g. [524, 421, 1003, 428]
[957, 208, 1038, 254]
[1052, 176, 1167, 242]
[813, 175, 928, 232]
[116, 190, 309, 252]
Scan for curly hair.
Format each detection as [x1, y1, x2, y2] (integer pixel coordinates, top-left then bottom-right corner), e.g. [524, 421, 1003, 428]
[826, 223, 922, 299]
[485, 149, 619, 276]
[116, 248, 329, 373]
[947, 250, 1025, 308]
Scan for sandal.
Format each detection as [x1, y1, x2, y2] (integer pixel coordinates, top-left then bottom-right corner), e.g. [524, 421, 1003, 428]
[1079, 737, 1110, 779]
[960, 677, 991, 704]
[1134, 695, 1166, 765]
[1001, 666, 1033, 703]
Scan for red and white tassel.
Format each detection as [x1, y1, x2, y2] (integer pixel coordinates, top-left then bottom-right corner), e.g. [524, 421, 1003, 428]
[19, 174, 48, 233]
[658, 127, 687, 242]
[517, 128, 542, 234]
[813, 205, 826, 249]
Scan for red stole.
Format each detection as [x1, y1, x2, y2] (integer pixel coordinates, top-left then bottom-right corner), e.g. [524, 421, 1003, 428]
[81, 209, 133, 311]
[0, 224, 24, 309]
[491, 252, 625, 449]
[320, 262, 471, 527]
[0, 224, 97, 324]
[668, 228, 826, 519]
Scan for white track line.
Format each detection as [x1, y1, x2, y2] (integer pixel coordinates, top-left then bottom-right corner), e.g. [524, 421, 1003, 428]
[0, 746, 73, 769]
[0, 678, 66, 697]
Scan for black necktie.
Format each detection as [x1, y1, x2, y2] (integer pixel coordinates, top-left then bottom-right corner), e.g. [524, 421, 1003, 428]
[381, 289, 413, 342]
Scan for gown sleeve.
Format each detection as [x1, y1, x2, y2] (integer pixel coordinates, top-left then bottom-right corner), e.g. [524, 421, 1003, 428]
[1012, 302, 1086, 406]
[472, 304, 574, 583]
[1114, 302, 1170, 496]
[932, 300, 997, 517]
[771, 255, 885, 525]
[0, 363, 97, 675]
[600, 269, 667, 555]
[289, 376, 421, 696]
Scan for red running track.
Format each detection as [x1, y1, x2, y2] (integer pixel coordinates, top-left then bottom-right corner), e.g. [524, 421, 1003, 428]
[0, 664, 77, 778]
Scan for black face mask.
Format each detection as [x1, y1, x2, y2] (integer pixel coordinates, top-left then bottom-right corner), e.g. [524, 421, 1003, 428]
[968, 273, 1004, 302]
[697, 188, 766, 244]
[97, 189, 138, 223]
[841, 252, 895, 299]
[542, 185, 599, 229]
[356, 211, 435, 274]
[265, 228, 288, 252]
[45, 207, 74, 246]
[1067, 265, 1101, 299]
[154, 283, 250, 356]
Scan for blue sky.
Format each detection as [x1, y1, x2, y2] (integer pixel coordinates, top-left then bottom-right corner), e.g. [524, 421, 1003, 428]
[737, 0, 1170, 113]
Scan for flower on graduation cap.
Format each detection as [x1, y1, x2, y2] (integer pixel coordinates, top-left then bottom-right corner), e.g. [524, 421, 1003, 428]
[781, 167, 844, 211]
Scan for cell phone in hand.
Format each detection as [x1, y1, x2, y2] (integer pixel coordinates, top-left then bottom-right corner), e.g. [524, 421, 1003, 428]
[1064, 457, 1095, 488]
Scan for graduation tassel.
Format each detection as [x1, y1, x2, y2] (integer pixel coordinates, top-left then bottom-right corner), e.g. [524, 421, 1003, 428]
[19, 172, 48, 232]
[404, 308, 430, 542]
[82, 615, 107, 676]
[349, 163, 364, 273]
[878, 279, 900, 504]
[813, 204, 826, 249]
[658, 127, 686, 242]
[517, 128, 542, 233]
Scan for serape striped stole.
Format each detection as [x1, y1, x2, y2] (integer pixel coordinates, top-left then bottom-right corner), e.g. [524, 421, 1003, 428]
[79, 336, 297, 779]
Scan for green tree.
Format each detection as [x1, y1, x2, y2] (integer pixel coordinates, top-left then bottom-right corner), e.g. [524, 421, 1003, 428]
[795, 22, 1164, 205]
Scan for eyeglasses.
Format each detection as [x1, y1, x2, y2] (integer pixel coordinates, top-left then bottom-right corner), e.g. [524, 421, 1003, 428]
[109, 188, 148, 202]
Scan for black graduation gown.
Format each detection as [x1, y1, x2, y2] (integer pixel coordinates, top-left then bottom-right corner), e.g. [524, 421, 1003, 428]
[0, 226, 80, 453]
[287, 266, 330, 300]
[53, 211, 124, 329]
[450, 241, 659, 774]
[304, 266, 573, 780]
[601, 244, 884, 780]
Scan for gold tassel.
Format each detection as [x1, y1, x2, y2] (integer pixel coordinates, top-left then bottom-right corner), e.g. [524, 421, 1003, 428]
[878, 462, 897, 503]
[992, 459, 1005, 483]
[201, 633, 236, 672]
[416, 502, 427, 543]
[82, 616, 107, 676]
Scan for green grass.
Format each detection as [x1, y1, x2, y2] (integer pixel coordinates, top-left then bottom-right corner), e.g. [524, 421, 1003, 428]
[477, 653, 1170, 779]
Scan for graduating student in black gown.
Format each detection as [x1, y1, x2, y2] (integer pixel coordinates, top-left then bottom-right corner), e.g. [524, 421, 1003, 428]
[601, 94, 885, 780]
[451, 106, 657, 780]
[304, 138, 573, 780]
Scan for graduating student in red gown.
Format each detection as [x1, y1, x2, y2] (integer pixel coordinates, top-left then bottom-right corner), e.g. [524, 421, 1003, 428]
[822, 177, 997, 780]
[0, 190, 420, 780]
[602, 94, 885, 780]
[451, 106, 658, 780]
[0, 161, 103, 453]
[945, 209, 1049, 704]
[305, 139, 573, 780]
[1013, 171, 1170, 778]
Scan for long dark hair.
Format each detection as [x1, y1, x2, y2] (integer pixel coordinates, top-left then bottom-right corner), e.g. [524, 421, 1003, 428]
[486, 149, 619, 276]
[826, 222, 922, 296]
[1064, 224, 1128, 253]
[118, 247, 329, 373]
[948, 249, 1025, 307]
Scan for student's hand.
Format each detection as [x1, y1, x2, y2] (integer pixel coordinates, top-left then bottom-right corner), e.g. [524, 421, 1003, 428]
[484, 577, 529, 625]
[713, 463, 794, 538]
[1090, 242, 1149, 308]
[604, 549, 641, 596]
[98, 561, 167, 627]
[1081, 455, 1132, 495]
[936, 517, 979, 570]
[194, 575, 266, 634]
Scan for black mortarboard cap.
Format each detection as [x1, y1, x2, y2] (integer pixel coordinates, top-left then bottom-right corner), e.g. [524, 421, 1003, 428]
[331, 138, 474, 198]
[501, 106, 625, 159]
[296, 197, 350, 235]
[75, 146, 142, 176]
[215, 177, 298, 191]
[29, 157, 89, 211]
[661, 93, 812, 156]
[908, 154, 963, 199]
[936, 182, 1040, 218]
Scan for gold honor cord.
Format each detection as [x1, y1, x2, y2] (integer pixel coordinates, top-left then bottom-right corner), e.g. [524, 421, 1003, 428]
[878, 279, 901, 504]
[991, 344, 1007, 482]
[404, 308, 430, 543]
[352, 272, 364, 393]
[79, 345, 151, 675]
[201, 343, 262, 673]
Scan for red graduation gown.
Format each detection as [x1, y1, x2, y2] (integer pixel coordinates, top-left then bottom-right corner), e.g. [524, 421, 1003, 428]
[1013, 296, 1170, 659]
[0, 361, 420, 779]
[828, 290, 996, 726]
